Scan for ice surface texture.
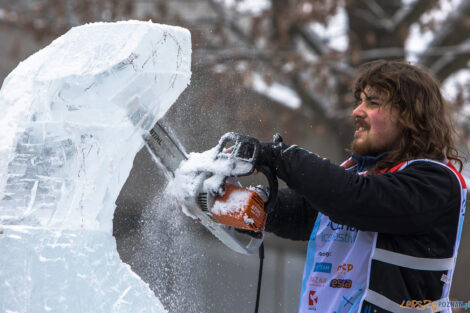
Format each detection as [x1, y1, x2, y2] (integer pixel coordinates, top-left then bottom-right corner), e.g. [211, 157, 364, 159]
[0, 21, 191, 312]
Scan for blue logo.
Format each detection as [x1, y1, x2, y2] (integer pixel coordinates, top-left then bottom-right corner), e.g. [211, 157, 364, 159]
[314, 262, 332, 273]
[327, 221, 357, 232]
[330, 279, 352, 288]
[321, 222, 358, 243]
[321, 232, 357, 243]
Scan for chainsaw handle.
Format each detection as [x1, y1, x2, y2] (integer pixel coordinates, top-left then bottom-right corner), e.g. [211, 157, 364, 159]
[216, 132, 279, 213]
[258, 133, 282, 214]
[256, 165, 278, 214]
[216, 132, 259, 176]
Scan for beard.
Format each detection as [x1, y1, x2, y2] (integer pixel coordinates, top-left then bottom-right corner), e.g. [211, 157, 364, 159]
[350, 117, 400, 156]
[350, 137, 380, 156]
[350, 131, 401, 156]
[351, 117, 375, 156]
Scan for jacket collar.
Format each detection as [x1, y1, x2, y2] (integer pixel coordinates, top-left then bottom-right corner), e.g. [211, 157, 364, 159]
[351, 152, 389, 172]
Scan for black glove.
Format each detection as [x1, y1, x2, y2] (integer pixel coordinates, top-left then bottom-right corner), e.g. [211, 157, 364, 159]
[217, 132, 286, 174]
[255, 134, 287, 171]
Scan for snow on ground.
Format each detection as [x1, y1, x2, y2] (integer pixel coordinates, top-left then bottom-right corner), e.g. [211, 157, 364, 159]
[0, 21, 191, 312]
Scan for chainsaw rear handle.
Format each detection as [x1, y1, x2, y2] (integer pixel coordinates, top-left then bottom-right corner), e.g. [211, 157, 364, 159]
[256, 165, 278, 215]
[216, 132, 279, 214]
[216, 132, 259, 176]
[258, 132, 282, 215]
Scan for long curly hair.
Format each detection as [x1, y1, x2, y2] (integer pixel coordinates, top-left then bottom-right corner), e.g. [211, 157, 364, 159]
[351, 60, 464, 172]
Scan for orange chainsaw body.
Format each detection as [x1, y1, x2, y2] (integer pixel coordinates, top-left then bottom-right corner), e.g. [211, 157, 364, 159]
[211, 183, 267, 232]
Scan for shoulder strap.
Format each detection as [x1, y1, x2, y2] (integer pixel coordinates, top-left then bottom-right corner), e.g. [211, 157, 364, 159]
[378, 159, 467, 189]
[445, 161, 466, 189]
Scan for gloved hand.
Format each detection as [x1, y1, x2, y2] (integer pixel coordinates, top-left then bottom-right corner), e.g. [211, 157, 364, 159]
[217, 132, 286, 174]
[255, 133, 286, 171]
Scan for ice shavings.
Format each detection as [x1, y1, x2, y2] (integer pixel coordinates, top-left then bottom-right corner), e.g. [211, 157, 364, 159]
[0, 21, 191, 312]
[166, 142, 253, 219]
[166, 148, 223, 219]
[210, 188, 250, 216]
[167, 146, 250, 198]
[243, 214, 255, 225]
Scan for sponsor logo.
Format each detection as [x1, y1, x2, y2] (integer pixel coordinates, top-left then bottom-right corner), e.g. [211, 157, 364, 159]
[318, 251, 331, 257]
[321, 232, 356, 243]
[400, 300, 470, 313]
[308, 276, 327, 287]
[320, 222, 358, 243]
[308, 290, 318, 310]
[327, 221, 358, 232]
[330, 279, 352, 288]
[313, 262, 332, 273]
[336, 263, 354, 274]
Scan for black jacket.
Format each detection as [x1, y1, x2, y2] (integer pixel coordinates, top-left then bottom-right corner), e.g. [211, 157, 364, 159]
[265, 145, 463, 312]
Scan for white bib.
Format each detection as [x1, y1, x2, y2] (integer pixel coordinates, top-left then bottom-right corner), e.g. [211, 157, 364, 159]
[299, 214, 377, 313]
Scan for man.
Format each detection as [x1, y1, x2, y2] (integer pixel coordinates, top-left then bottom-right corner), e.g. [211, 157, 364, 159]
[252, 60, 466, 313]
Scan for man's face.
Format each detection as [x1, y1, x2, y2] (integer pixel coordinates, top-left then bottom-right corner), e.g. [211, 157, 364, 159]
[351, 86, 402, 156]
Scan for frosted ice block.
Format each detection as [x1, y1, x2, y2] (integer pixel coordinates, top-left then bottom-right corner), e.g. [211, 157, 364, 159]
[0, 21, 191, 312]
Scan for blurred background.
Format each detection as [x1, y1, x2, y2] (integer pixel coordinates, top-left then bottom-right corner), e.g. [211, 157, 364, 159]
[0, 0, 469, 312]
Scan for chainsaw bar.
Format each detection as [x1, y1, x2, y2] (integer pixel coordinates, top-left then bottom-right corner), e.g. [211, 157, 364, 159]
[143, 122, 263, 255]
[143, 122, 188, 176]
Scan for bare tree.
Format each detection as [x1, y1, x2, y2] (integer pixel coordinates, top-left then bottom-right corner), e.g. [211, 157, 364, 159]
[1, 0, 468, 150]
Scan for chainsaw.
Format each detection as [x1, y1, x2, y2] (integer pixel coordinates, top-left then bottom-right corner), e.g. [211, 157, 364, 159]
[143, 123, 278, 255]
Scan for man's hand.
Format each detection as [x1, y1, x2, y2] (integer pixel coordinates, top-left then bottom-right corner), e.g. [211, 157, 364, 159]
[255, 133, 286, 171]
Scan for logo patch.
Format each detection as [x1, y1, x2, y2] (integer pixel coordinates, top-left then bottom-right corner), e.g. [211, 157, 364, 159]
[321, 222, 358, 243]
[321, 232, 357, 243]
[337, 263, 354, 274]
[308, 290, 318, 307]
[318, 251, 331, 257]
[314, 262, 332, 273]
[308, 276, 327, 287]
[328, 221, 357, 232]
[330, 279, 352, 288]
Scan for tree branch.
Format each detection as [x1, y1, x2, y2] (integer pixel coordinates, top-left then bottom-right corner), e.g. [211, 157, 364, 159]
[430, 40, 470, 81]
[363, 0, 394, 30]
[206, 0, 254, 45]
[350, 7, 386, 29]
[390, 0, 438, 33]
[419, 0, 470, 77]
[192, 47, 275, 67]
[357, 44, 470, 61]
[291, 24, 328, 55]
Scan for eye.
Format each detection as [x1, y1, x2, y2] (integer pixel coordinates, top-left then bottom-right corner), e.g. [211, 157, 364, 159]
[353, 97, 362, 107]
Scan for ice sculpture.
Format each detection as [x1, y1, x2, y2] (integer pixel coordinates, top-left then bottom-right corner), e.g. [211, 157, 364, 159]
[0, 21, 191, 312]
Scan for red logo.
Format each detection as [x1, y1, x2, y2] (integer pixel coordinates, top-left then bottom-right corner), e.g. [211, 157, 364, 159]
[308, 290, 318, 306]
[308, 276, 327, 287]
[337, 263, 354, 273]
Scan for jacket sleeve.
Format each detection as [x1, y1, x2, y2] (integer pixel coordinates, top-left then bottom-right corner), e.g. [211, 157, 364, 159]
[273, 145, 461, 234]
[264, 188, 318, 241]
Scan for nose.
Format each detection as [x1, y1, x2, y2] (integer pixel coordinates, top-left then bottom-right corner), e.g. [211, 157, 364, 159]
[352, 101, 366, 118]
